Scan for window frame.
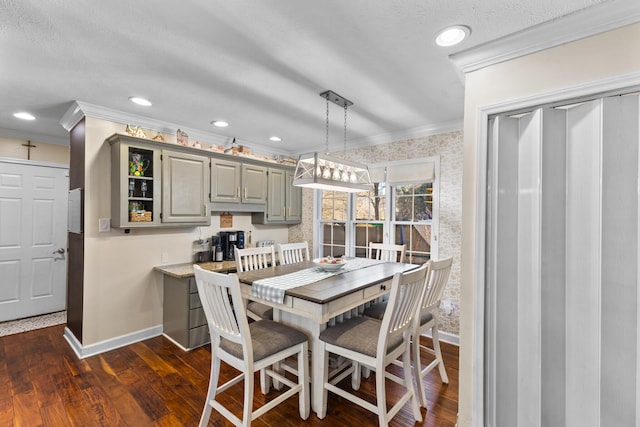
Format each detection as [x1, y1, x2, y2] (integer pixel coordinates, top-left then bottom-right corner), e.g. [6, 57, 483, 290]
[313, 156, 439, 262]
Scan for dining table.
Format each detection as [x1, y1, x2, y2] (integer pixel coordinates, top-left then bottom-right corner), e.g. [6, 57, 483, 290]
[235, 258, 418, 416]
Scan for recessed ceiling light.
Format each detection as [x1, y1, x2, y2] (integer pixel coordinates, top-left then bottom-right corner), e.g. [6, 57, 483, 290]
[435, 25, 470, 47]
[13, 112, 36, 120]
[269, 136, 282, 142]
[129, 97, 152, 106]
[211, 121, 229, 127]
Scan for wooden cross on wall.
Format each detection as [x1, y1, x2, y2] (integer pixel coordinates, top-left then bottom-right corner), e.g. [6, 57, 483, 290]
[22, 140, 36, 160]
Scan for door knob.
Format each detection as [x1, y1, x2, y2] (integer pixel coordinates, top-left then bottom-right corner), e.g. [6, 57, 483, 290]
[53, 248, 65, 254]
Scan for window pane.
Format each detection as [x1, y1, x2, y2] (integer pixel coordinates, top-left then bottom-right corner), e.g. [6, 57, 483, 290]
[410, 224, 431, 253]
[321, 198, 334, 220]
[395, 196, 413, 221]
[322, 223, 333, 244]
[414, 195, 432, 221]
[396, 185, 413, 195]
[355, 195, 371, 220]
[413, 183, 432, 195]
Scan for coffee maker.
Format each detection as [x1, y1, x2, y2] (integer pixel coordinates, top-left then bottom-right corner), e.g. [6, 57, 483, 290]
[218, 231, 245, 260]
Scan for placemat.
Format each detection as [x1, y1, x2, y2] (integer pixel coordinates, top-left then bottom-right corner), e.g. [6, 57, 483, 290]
[251, 258, 383, 304]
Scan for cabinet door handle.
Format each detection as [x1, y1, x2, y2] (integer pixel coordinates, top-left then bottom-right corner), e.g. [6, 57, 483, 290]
[288, 207, 291, 216]
[282, 207, 285, 217]
[236, 187, 240, 198]
[203, 204, 207, 216]
[244, 187, 247, 199]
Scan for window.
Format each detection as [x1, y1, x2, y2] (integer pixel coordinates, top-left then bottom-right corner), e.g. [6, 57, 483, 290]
[393, 183, 433, 264]
[316, 157, 438, 263]
[320, 190, 348, 257]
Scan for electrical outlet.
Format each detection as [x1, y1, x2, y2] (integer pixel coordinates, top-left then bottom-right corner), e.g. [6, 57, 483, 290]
[98, 218, 111, 233]
[161, 252, 169, 264]
[440, 299, 455, 316]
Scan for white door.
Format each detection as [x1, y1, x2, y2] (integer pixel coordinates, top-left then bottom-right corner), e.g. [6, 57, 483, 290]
[0, 159, 68, 321]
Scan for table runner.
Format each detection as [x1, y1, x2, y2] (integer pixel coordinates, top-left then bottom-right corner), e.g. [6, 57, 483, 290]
[251, 258, 383, 304]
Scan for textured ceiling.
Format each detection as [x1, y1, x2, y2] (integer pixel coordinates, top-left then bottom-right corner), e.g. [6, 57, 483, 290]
[0, 0, 633, 155]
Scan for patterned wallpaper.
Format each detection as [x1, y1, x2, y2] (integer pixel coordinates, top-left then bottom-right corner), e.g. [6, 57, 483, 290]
[289, 130, 463, 337]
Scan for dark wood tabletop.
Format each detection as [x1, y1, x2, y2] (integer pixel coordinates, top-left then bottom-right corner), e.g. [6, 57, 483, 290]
[236, 259, 418, 304]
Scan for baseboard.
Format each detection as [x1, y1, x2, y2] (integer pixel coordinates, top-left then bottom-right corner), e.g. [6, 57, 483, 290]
[424, 329, 460, 347]
[64, 325, 163, 359]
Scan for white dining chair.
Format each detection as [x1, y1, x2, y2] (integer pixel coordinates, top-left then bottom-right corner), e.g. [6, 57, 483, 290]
[363, 257, 453, 408]
[317, 263, 428, 425]
[411, 257, 452, 407]
[368, 242, 406, 263]
[193, 265, 309, 427]
[278, 241, 310, 265]
[235, 246, 276, 322]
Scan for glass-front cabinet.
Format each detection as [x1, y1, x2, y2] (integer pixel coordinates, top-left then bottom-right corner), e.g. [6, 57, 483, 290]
[109, 134, 210, 228]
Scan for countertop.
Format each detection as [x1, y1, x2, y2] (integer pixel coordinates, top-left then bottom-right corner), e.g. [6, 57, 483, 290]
[154, 261, 237, 278]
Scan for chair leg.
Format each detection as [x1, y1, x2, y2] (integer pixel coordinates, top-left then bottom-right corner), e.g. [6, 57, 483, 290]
[260, 368, 271, 394]
[351, 361, 361, 390]
[199, 355, 220, 427]
[432, 325, 449, 384]
[403, 343, 422, 422]
[375, 359, 388, 426]
[413, 333, 428, 408]
[242, 368, 254, 426]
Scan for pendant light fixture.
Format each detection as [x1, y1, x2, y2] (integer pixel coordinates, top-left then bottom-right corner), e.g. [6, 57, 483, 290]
[293, 90, 373, 192]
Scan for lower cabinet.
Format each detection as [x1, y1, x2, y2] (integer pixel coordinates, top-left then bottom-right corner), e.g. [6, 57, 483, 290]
[162, 276, 209, 350]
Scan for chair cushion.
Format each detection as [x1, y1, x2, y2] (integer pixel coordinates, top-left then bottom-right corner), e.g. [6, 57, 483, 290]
[220, 320, 307, 361]
[247, 301, 273, 320]
[319, 316, 403, 357]
[364, 302, 434, 326]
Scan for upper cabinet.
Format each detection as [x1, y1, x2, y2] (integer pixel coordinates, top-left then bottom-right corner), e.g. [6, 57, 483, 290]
[161, 150, 209, 224]
[109, 134, 210, 228]
[252, 167, 302, 224]
[210, 159, 267, 211]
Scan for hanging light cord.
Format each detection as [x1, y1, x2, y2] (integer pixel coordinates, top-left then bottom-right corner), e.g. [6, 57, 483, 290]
[325, 96, 330, 154]
[343, 104, 348, 156]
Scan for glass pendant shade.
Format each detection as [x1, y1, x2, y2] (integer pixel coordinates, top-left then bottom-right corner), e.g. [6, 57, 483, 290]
[293, 90, 373, 193]
[293, 152, 373, 192]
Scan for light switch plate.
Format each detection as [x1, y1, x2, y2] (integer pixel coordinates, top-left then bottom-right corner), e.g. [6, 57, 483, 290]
[98, 218, 111, 233]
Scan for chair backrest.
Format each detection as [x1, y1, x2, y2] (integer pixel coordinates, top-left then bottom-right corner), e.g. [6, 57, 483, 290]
[235, 246, 275, 272]
[368, 242, 406, 263]
[193, 265, 251, 354]
[278, 241, 310, 265]
[420, 257, 453, 313]
[377, 263, 428, 356]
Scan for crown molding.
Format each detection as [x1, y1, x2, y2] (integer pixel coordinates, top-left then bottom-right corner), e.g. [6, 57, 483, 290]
[347, 118, 463, 150]
[60, 101, 291, 157]
[0, 126, 69, 146]
[291, 118, 463, 156]
[450, 0, 640, 73]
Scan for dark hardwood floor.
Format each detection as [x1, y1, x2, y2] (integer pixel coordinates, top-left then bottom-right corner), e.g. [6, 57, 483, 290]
[0, 324, 458, 426]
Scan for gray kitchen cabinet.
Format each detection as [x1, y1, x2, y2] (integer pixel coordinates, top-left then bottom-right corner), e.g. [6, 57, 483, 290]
[109, 133, 210, 228]
[252, 167, 302, 224]
[162, 276, 210, 350]
[161, 149, 210, 224]
[210, 159, 268, 211]
[285, 169, 302, 222]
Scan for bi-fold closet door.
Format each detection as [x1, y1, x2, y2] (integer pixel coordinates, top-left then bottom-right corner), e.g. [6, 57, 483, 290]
[485, 94, 640, 427]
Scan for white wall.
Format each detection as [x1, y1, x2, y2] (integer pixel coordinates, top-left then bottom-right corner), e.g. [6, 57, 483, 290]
[459, 22, 640, 426]
[81, 117, 290, 346]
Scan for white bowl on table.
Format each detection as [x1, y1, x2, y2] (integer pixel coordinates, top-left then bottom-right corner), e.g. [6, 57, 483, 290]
[314, 257, 346, 272]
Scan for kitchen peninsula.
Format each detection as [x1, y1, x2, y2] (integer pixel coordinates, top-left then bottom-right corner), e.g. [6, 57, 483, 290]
[154, 261, 237, 350]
